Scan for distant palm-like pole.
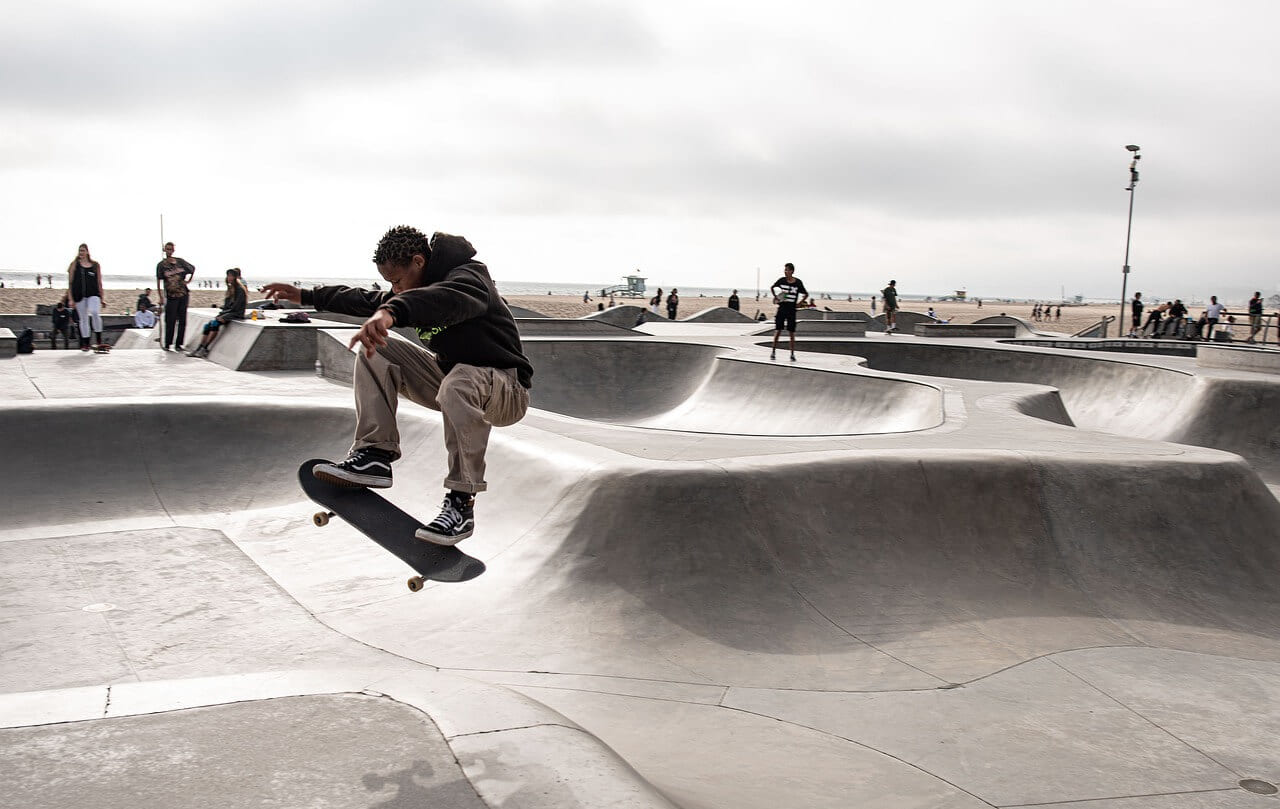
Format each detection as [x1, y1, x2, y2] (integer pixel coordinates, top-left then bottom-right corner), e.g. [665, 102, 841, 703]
[1118, 145, 1141, 333]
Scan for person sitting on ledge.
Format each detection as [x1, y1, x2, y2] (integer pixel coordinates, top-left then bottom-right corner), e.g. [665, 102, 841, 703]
[187, 268, 247, 358]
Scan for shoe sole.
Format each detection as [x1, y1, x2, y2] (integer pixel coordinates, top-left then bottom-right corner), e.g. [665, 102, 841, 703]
[415, 525, 474, 546]
[311, 465, 393, 489]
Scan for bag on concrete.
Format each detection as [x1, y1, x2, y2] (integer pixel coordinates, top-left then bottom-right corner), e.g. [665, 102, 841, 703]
[16, 328, 34, 354]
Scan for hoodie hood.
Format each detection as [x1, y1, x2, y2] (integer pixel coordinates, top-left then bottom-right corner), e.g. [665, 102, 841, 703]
[425, 232, 478, 283]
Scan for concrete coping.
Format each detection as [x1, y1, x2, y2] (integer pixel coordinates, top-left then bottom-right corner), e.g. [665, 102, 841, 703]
[914, 323, 1017, 338]
[1196, 343, 1280, 374]
[0, 327, 15, 359]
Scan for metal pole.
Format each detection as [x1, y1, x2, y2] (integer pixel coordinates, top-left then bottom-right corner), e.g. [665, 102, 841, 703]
[1118, 146, 1140, 335]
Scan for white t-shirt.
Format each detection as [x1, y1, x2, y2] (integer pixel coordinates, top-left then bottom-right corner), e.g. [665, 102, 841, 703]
[1206, 302, 1226, 319]
[134, 309, 157, 328]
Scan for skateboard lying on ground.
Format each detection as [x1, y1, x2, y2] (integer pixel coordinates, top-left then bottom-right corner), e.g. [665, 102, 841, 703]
[298, 459, 486, 591]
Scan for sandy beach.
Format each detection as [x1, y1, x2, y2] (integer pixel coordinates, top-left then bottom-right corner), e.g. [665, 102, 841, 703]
[0, 285, 1133, 336]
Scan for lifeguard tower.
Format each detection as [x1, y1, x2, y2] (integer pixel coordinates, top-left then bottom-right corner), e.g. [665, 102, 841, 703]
[599, 274, 647, 298]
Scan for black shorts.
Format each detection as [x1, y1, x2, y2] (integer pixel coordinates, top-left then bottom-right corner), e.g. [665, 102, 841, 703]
[775, 304, 798, 332]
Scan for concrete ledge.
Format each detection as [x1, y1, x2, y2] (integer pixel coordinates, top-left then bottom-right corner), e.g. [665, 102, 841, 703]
[1006, 338, 1199, 357]
[516, 318, 637, 336]
[0, 327, 15, 358]
[914, 323, 1017, 338]
[192, 309, 361, 371]
[751, 320, 867, 337]
[1197, 344, 1280, 374]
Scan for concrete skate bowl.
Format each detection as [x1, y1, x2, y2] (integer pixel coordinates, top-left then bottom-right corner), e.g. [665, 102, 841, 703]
[0, 399, 353, 531]
[522, 338, 943, 435]
[322, 440, 1280, 690]
[797, 340, 1280, 480]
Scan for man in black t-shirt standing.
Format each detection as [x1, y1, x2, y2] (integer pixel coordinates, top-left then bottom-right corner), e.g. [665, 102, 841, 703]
[769, 263, 808, 361]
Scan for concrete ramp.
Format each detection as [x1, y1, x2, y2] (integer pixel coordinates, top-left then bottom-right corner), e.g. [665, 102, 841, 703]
[523, 339, 941, 434]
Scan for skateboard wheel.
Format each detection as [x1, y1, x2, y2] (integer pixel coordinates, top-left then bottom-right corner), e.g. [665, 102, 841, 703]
[313, 511, 332, 527]
[407, 576, 425, 592]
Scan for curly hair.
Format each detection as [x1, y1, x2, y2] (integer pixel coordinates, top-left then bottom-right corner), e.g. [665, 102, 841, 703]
[372, 225, 432, 266]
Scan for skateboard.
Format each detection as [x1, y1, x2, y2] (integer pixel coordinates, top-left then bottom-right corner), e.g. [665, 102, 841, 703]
[298, 459, 485, 591]
[92, 343, 111, 354]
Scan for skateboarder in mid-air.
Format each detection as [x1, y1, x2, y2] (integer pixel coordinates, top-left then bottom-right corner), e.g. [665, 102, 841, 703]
[262, 226, 533, 545]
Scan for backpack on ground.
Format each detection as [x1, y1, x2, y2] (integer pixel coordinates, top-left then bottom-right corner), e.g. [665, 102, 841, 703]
[16, 328, 34, 354]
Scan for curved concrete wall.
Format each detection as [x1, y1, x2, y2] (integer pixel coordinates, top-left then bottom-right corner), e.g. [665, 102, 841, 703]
[524, 340, 942, 435]
[1, 399, 353, 529]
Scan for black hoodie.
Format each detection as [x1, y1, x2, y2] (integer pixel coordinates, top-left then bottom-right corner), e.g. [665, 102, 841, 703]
[301, 233, 533, 389]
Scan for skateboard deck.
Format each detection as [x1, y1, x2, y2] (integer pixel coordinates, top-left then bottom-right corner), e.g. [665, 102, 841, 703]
[298, 459, 485, 590]
[92, 343, 111, 353]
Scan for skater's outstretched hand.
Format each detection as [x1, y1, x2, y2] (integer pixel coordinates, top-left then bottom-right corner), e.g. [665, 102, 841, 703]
[260, 283, 302, 304]
[349, 309, 395, 357]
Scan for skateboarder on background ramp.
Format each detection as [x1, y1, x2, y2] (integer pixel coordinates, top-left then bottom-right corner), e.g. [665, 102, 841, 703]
[261, 225, 533, 545]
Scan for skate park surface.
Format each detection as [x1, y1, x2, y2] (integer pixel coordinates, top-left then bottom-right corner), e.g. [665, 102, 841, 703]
[2, 317, 1279, 809]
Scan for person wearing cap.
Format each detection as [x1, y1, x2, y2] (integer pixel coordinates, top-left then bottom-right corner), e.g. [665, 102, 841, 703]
[882, 280, 899, 333]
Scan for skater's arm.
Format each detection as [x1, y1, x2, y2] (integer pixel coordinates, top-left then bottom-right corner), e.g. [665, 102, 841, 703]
[376, 272, 489, 331]
[303, 284, 394, 316]
[347, 309, 396, 358]
[260, 282, 302, 305]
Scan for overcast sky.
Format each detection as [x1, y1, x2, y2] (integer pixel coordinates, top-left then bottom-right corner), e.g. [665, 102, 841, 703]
[3, 0, 1276, 301]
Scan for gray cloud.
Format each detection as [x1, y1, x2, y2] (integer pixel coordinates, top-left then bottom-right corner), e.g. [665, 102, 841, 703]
[0, 1, 656, 113]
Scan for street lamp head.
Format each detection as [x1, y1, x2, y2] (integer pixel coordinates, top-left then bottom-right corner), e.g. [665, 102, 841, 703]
[1125, 144, 1141, 152]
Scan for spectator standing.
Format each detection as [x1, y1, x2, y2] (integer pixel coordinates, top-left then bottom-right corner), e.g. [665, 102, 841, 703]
[1246, 291, 1264, 343]
[156, 241, 196, 351]
[727, 290, 740, 311]
[666, 289, 679, 320]
[1129, 292, 1144, 337]
[649, 288, 663, 316]
[881, 280, 899, 333]
[769, 263, 808, 361]
[1204, 295, 1227, 341]
[66, 243, 105, 350]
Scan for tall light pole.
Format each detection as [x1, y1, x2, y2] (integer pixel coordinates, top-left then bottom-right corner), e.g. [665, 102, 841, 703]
[1118, 144, 1141, 333]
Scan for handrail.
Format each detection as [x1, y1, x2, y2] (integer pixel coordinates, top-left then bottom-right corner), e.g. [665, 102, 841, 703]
[1072, 315, 1115, 338]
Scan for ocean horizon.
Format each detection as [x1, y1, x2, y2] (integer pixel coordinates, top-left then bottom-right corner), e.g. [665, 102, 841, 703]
[0, 269, 1121, 305]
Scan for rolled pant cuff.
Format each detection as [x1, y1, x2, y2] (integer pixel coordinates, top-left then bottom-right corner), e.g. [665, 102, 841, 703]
[444, 478, 486, 494]
[352, 441, 401, 461]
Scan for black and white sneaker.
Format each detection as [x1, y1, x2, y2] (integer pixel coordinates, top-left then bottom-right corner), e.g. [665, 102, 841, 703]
[415, 494, 474, 545]
[312, 447, 395, 488]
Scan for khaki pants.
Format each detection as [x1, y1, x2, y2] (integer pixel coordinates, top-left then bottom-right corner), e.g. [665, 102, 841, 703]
[352, 336, 529, 494]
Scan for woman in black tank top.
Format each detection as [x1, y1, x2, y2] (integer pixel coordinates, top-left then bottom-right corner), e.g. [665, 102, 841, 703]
[66, 243, 106, 349]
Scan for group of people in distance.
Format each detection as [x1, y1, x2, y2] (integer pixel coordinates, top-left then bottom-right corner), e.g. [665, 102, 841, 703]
[60, 241, 247, 355]
[1129, 291, 1270, 343]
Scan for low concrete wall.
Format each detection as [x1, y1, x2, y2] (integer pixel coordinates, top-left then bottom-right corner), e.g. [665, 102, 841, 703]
[751, 320, 868, 337]
[1197, 344, 1280, 374]
[516, 318, 637, 336]
[684, 306, 755, 323]
[914, 323, 1018, 338]
[191, 309, 361, 372]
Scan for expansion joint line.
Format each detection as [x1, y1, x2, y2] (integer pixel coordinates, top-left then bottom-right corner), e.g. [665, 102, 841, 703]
[1049, 657, 1242, 778]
